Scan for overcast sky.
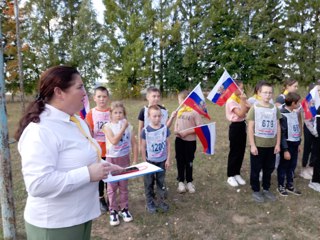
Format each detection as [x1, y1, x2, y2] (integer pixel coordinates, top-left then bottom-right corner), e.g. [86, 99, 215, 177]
[92, 0, 105, 24]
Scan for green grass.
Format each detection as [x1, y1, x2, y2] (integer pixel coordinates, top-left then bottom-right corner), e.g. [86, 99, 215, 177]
[2, 88, 320, 240]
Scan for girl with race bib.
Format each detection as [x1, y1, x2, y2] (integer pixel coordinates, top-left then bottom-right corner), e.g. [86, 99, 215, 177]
[277, 92, 302, 196]
[103, 101, 138, 226]
[141, 105, 171, 214]
[247, 82, 282, 203]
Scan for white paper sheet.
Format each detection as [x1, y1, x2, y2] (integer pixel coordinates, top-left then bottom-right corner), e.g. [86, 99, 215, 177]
[103, 162, 163, 183]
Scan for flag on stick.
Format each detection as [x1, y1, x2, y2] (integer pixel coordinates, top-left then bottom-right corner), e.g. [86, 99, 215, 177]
[207, 70, 238, 106]
[80, 93, 90, 119]
[178, 83, 210, 119]
[301, 86, 320, 120]
[194, 123, 216, 155]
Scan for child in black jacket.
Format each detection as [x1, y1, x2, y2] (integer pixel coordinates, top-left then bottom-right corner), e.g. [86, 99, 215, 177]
[277, 92, 302, 196]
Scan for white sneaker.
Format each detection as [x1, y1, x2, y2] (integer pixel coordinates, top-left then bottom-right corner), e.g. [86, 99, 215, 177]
[234, 175, 246, 185]
[177, 182, 186, 193]
[119, 208, 133, 222]
[227, 177, 238, 187]
[109, 210, 120, 226]
[186, 182, 196, 193]
[300, 168, 312, 180]
[307, 167, 314, 176]
[308, 181, 320, 192]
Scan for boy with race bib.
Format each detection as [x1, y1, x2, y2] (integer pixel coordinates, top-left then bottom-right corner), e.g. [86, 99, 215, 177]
[277, 92, 302, 196]
[141, 105, 171, 213]
[86, 86, 111, 212]
[247, 82, 282, 203]
[138, 87, 176, 153]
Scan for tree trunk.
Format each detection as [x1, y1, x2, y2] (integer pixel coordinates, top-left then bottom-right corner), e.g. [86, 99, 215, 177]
[14, 0, 25, 112]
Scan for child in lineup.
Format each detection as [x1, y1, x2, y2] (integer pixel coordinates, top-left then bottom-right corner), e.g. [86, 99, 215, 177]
[247, 82, 281, 203]
[275, 79, 299, 107]
[225, 80, 250, 187]
[141, 105, 171, 213]
[248, 80, 274, 182]
[85, 86, 111, 212]
[137, 86, 176, 203]
[103, 101, 138, 226]
[248, 80, 274, 105]
[309, 105, 320, 192]
[277, 92, 302, 196]
[300, 82, 320, 180]
[138, 86, 176, 149]
[248, 81, 263, 105]
[174, 90, 203, 193]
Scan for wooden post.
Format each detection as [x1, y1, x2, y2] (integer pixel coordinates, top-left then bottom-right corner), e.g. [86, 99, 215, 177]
[0, 13, 17, 240]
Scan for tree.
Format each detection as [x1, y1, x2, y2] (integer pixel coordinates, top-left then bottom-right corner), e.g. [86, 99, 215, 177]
[283, 0, 320, 84]
[14, 0, 25, 111]
[103, 0, 153, 97]
[22, 0, 103, 89]
[68, 0, 103, 87]
[163, 3, 187, 92]
[179, 0, 210, 87]
[2, 0, 35, 100]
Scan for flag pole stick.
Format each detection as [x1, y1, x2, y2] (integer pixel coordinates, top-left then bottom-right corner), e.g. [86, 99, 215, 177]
[179, 122, 215, 132]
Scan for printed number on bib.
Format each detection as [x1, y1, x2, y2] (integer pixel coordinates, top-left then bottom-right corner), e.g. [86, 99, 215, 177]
[151, 142, 165, 152]
[262, 120, 274, 128]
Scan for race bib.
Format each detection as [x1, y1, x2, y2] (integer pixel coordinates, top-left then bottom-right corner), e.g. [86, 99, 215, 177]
[254, 105, 277, 138]
[145, 126, 167, 162]
[282, 112, 300, 142]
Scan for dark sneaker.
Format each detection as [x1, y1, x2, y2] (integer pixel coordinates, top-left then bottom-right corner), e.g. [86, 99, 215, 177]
[109, 210, 120, 226]
[99, 197, 109, 213]
[252, 191, 264, 203]
[119, 208, 133, 222]
[146, 201, 157, 214]
[277, 186, 288, 196]
[158, 201, 169, 212]
[263, 190, 277, 201]
[286, 187, 302, 196]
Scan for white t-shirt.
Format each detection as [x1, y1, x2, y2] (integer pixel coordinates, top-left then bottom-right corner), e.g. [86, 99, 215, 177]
[105, 120, 132, 158]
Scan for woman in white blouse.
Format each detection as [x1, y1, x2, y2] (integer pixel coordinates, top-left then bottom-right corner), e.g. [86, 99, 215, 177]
[15, 66, 122, 239]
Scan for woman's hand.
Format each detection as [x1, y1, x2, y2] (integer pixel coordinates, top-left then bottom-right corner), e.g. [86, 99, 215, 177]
[88, 162, 123, 182]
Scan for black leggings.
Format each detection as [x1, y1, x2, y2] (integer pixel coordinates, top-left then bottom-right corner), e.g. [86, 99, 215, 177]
[175, 137, 196, 183]
[227, 121, 246, 177]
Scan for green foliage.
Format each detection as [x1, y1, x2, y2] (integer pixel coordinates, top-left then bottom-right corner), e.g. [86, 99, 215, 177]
[20, 0, 103, 90]
[283, 0, 320, 85]
[102, 0, 154, 97]
[5, 0, 320, 95]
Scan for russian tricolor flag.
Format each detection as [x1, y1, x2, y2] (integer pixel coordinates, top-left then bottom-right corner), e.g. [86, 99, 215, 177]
[183, 83, 211, 119]
[207, 70, 238, 106]
[194, 123, 216, 155]
[79, 92, 90, 119]
[301, 86, 320, 120]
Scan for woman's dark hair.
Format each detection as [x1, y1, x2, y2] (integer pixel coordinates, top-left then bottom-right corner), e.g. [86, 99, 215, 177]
[15, 66, 80, 140]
